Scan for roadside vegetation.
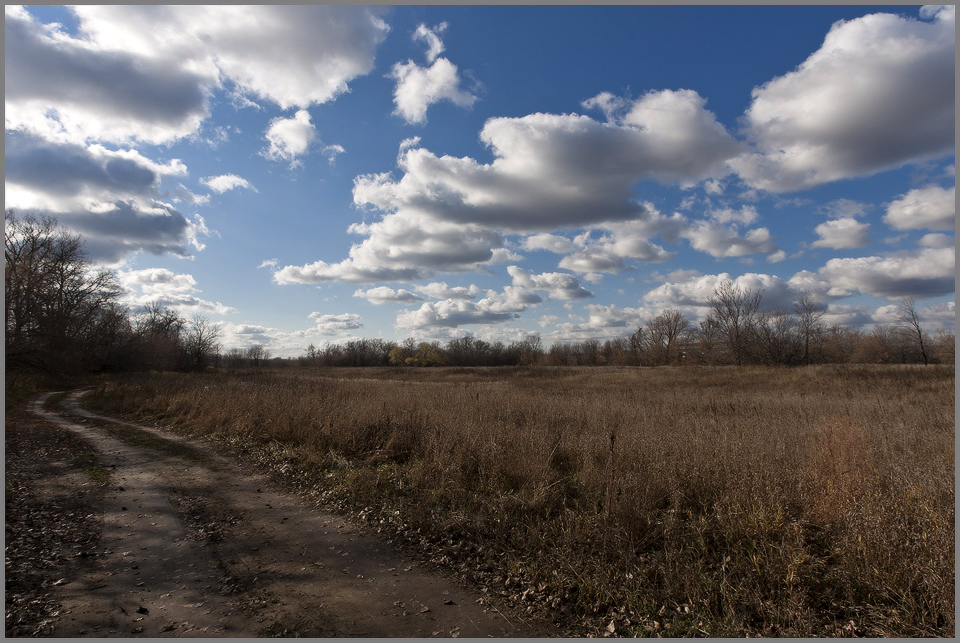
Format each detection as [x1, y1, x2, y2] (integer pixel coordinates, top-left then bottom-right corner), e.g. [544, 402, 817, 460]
[85, 364, 955, 637]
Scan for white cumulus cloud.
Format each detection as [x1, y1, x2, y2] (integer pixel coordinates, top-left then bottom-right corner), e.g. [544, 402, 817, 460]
[294, 93, 738, 285]
[201, 174, 256, 194]
[309, 312, 364, 335]
[816, 247, 955, 299]
[507, 266, 594, 300]
[883, 185, 955, 231]
[681, 221, 777, 258]
[414, 282, 480, 300]
[5, 5, 390, 145]
[262, 110, 319, 168]
[119, 268, 235, 314]
[390, 58, 477, 125]
[396, 285, 541, 330]
[811, 217, 870, 249]
[353, 286, 423, 304]
[413, 22, 447, 63]
[732, 5, 955, 192]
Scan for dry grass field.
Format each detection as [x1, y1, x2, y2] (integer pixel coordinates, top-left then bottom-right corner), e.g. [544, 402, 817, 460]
[85, 364, 954, 637]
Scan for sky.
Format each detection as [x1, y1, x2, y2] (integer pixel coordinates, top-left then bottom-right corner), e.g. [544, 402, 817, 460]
[4, 4, 955, 357]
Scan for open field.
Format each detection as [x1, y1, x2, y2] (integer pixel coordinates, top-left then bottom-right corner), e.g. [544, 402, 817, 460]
[84, 364, 955, 637]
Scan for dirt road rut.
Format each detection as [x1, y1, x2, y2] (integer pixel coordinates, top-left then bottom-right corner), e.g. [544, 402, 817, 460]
[31, 390, 547, 637]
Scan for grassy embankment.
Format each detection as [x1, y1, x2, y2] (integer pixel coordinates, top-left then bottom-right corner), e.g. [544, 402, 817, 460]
[85, 365, 954, 637]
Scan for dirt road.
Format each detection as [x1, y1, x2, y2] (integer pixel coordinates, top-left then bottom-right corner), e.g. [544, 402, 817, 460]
[27, 389, 551, 637]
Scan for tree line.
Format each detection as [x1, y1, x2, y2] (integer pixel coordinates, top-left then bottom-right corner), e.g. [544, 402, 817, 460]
[6, 212, 954, 382]
[5, 212, 222, 380]
[293, 286, 952, 369]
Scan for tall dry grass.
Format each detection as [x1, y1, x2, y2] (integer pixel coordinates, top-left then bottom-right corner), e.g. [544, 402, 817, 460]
[87, 365, 954, 636]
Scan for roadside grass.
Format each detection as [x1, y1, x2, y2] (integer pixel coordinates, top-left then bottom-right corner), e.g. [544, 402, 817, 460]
[84, 364, 955, 637]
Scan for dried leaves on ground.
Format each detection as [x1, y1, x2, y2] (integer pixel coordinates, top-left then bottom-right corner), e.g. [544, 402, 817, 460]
[4, 409, 107, 637]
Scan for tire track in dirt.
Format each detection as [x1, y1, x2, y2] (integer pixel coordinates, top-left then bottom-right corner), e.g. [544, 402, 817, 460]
[32, 392, 259, 637]
[33, 389, 550, 637]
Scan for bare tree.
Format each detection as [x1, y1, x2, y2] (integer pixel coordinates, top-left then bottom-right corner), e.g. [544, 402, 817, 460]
[245, 345, 271, 367]
[794, 291, 827, 364]
[932, 329, 955, 364]
[853, 324, 903, 363]
[708, 282, 763, 365]
[5, 211, 125, 373]
[223, 347, 246, 369]
[895, 296, 929, 365]
[184, 314, 222, 371]
[756, 308, 802, 365]
[132, 302, 187, 370]
[646, 309, 691, 365]
[694, 315, 722, 365]
[630, 326, 650, 366]
[518, 334, 544, 365]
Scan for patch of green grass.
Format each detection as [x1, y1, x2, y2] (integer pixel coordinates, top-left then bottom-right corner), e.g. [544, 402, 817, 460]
[96, 422, 207, 462]
[43, 392, 68, 411]
[5, 379, 44, 411]
[70, 453, 111, 485]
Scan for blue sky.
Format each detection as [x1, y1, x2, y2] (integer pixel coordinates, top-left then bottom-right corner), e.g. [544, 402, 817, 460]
[5, 5, 955, 356]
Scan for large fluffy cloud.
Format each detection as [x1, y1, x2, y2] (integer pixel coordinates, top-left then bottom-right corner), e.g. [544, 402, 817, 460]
[642, 243, 955, 321]
[353, 286, 423, 304]
[63, 201, 208, 263]
[883, 185, 955, 231]
[816, 247, 955, 299]
[5, 5, 390, 145]
[356, 90, 739, 231]
[4, 6, 210, 145]
[557, 211, 681, 274]
[309, 312, 364, 335]
[4, 133, 186, 212]
[389, 22, 476, 125]
[643, 271, 802, 314]
[732, 5, 955, 192]
[414, 282, 481, 300]
[507, 266, 594, 300]
[119, 268, 235, 314]
[3, 132, 207, 262]
[70, 5, 389, 110]
[396, 285, 541, 330]
[811, 217, 870, 249]
[282, 93, 739, 285]
[273, 212, 503, 284]
[680, 221, 777, 258]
